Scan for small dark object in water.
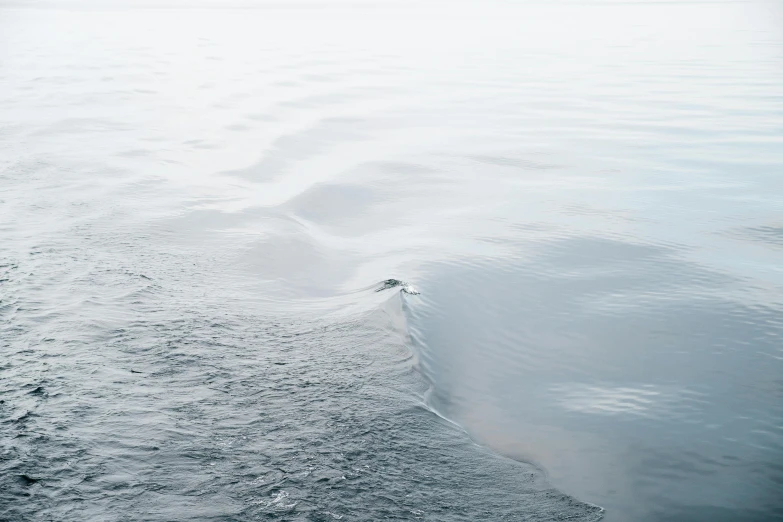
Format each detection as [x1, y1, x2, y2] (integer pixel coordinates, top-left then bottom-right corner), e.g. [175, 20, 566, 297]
[376, 279, 420, 295]
[17, 475, 39, 487]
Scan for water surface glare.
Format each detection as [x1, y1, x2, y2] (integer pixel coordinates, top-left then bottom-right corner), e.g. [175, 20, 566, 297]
[1, 2, 782, 521]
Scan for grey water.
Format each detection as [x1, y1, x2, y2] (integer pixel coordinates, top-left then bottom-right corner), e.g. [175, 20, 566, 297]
[1, 1, 782, 521]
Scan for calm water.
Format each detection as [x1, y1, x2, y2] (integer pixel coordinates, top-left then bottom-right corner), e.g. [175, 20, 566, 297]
[1, 2, 782, 521]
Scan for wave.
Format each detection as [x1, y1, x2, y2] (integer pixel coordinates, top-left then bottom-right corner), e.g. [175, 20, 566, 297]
[365, 278, 605, 521]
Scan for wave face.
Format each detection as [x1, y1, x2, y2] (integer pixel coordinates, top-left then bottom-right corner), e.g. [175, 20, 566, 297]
[2, 1, 783, 521]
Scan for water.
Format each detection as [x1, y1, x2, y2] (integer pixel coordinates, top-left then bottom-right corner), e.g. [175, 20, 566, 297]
[1, 1, 782, 521]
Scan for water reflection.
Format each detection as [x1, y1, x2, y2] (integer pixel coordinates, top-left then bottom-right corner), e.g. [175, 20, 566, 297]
[409, 232, 783, 521]
[1, 1, 782, 520]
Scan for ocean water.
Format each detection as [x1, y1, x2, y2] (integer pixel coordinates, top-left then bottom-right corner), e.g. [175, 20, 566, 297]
[1, 1, 782, 521]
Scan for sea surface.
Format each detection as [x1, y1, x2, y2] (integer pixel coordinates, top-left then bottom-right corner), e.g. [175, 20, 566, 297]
[1, 1, 782, 521]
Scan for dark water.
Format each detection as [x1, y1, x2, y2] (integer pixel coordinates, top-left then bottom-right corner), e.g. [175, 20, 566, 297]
[1, 2, 782, 521]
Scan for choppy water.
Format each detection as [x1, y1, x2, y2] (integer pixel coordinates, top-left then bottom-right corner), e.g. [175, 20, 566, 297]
[1, 2, 782, 521]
